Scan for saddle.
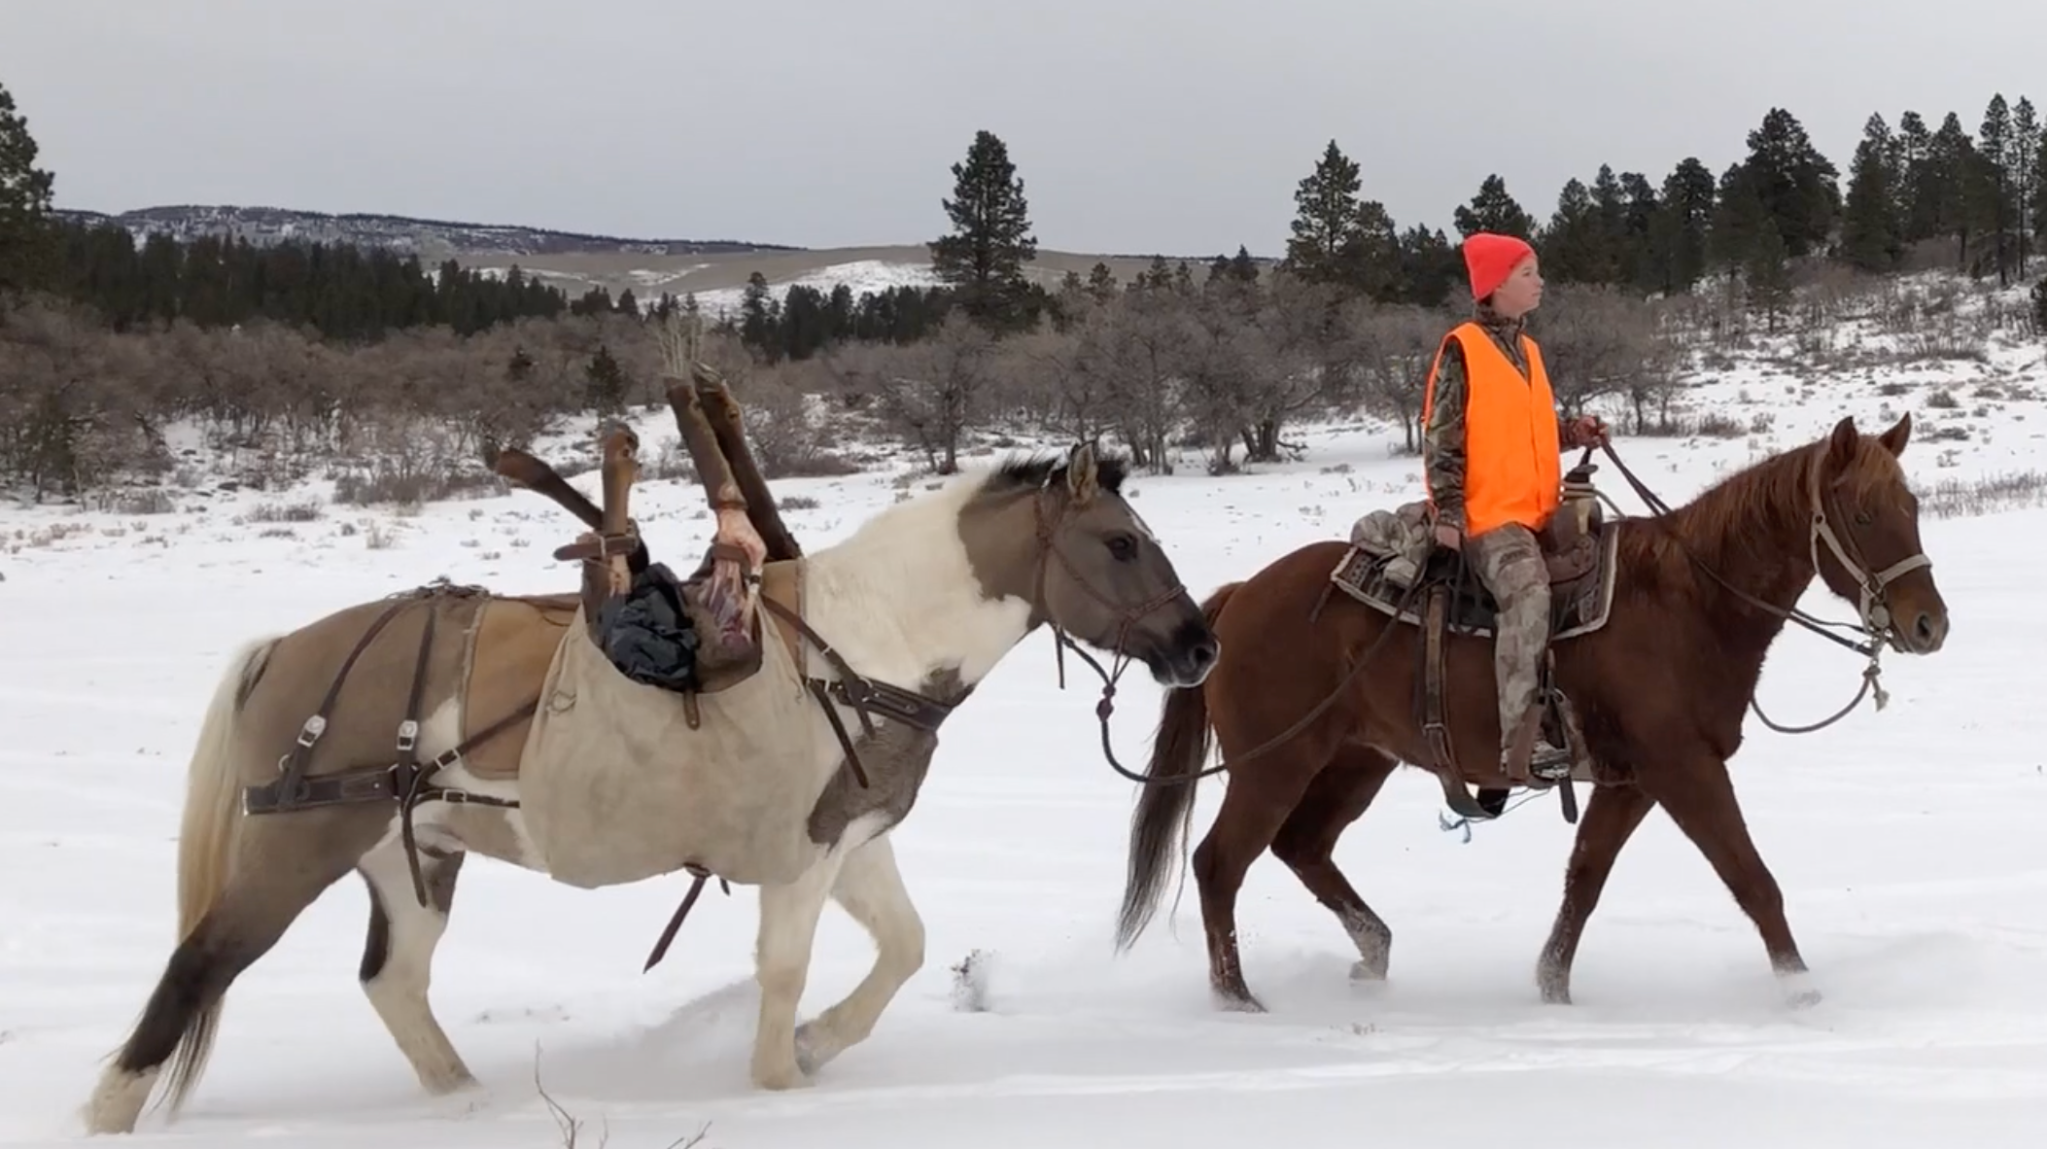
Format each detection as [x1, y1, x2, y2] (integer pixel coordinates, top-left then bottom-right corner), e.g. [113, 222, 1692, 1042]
[1329, 455, 1616, 825]
[1331, 470, 1618, 643]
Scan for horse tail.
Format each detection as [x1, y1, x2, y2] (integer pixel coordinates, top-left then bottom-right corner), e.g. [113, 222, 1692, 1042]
[162, 635, 277, 1109]
[1114, 580, 1240, 952]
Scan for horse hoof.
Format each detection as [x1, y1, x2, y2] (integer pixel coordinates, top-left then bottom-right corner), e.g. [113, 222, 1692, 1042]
[425, 1084, 492, 1121]
[1781, 977, 1822, 1009]
[1214, 990, 1267, 1014]
[792, 1022, 836, 1077]
[1536, 967, 1572, 1005]
[1348, 960, 1388, 984]
[753, 1064, 813, 1091]
[1776, 962, 1825, 1007]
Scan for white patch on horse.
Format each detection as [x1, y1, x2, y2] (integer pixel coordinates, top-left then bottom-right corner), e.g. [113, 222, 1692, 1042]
[401, 696, 539, 868]
[801, 469, 1034, 689]
[355, 837, 477, 1096]
[751, 809, 894, 1089]
[80, 1065, 158, 1136]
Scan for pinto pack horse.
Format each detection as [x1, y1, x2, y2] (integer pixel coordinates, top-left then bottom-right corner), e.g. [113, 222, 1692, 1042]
[1114, 415, 1949, 1011]
[83, 444, 1218, 1135]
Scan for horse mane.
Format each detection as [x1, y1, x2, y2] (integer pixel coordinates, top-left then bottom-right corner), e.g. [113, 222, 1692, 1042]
[983, 449, 1131, 497]
[1623, 427, 1908, 580]
[812, 447, 1133, 565]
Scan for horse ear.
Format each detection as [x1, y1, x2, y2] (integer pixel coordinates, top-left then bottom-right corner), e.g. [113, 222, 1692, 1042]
[1067, 442, 1100, 503]
[1824, 415, 1860, 475]
[1878, 411, 1912, 457]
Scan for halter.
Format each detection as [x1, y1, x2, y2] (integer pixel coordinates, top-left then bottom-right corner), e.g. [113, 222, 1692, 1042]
[1804, 451, 1933, 643]
[1026, 471, 1190, 781]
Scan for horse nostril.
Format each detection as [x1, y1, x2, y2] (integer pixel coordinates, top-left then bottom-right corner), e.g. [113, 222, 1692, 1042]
[1193, 641, 1217, 668]
[1914, 613, 1941, 646]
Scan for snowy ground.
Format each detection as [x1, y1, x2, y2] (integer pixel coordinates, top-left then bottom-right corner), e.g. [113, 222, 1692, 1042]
[5, 301, 2047, 1145]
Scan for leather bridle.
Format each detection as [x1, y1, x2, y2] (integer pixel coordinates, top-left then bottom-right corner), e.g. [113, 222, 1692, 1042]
[1026, 474, 1193, 782]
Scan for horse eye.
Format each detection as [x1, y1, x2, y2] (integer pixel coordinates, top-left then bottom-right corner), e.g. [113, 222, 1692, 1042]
[1106, 534, 1138, 561]
[1854, 509, 1874, 526]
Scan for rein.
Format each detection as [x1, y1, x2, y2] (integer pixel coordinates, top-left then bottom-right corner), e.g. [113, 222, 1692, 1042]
[1075, 435, 1932, 791]
[1032, 461, 1433, 786]
[1589, 440, 1927, 734]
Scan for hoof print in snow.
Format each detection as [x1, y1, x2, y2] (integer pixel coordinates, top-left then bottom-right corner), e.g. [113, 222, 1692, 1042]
[949, 948, 994, 1013]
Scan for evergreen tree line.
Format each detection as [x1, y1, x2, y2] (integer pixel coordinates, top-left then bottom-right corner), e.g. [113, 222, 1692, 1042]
[6, 71, 2046, 499]
[1279, 97, 2047, 318]
[43, 219, 573, 339]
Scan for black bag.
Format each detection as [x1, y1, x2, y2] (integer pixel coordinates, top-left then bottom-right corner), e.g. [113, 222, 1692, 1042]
[594, 562, 702, 693]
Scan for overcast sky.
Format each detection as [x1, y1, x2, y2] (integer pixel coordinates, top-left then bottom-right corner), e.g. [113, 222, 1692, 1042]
[4, 0, 2041, 256]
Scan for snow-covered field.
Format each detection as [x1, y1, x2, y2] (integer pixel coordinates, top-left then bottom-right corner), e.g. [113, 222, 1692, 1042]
[5, 291, 2047, 1146]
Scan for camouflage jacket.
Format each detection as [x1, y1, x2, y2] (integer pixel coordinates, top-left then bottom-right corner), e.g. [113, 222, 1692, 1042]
[1420, 302, 1570, 533]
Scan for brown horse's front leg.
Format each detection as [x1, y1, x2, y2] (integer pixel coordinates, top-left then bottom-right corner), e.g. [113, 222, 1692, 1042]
[1645, 756, 1816, 1006]
[1536, 781, 1654, 1004]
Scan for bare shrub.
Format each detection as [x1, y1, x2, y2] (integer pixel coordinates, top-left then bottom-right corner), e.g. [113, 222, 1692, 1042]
[331, 417, 499, 508]
[246, 499, 325, 523]
[1528, 284, 1675, 428]
[1920, 471, 2047, 518]
[89, 488, 177, 515]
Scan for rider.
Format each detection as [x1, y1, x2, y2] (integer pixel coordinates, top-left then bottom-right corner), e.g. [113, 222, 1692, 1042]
[1420, 231, 1607, 780]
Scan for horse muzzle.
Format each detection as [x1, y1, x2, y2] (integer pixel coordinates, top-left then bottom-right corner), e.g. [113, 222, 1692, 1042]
[1142, 617, 1219, 688]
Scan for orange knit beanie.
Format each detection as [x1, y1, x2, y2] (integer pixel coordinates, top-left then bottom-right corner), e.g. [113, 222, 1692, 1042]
[1462, 232, 1534, 300]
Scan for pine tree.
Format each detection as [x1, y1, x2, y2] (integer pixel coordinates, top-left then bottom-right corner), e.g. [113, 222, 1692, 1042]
[585, 344, 628, 415]
[0, 80, 57, 293]
[739, 271, 778, 358]
[1740, 107, 1840, 258]
[1978, 94, 2015, 284]
[1747, 223, 1794, 332]
[1589, 164, 1629, 283]
[1841, 113, 1905, 271]
[1930, 112, 1981, 271]
[1226, 244, 1260, 284]
[2008, 96, 2038, 276]
[1542, 177, 1604, 283]
[1649, 157, 1716, 294]
[1618, 171, 1660, 291]
[1282, 140, 1365, 285]
[2035, 113, 2047, 251]
[1710, 163, 1770, 273]
[1279, 140, 1404, 298]
[1452, 174, 1536, 239]
[1395, 225, 1459, 308]
[1085, 261, 1117, 301]
[927, 129, 1037, 331]
[1894, 111, 1934, 243]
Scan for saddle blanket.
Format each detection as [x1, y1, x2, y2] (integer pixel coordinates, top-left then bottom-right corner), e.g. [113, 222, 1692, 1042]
[1332, 501, 1622, 641]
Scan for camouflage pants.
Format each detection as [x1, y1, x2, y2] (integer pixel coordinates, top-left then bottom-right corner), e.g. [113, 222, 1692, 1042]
[1466, 523, 1552, 764]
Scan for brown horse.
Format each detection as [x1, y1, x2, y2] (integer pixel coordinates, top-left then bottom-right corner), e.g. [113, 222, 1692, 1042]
[1114, 414, 1949, 1011]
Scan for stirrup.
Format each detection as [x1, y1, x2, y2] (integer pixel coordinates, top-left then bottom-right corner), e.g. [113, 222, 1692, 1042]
[1528, 734, 1573, 778]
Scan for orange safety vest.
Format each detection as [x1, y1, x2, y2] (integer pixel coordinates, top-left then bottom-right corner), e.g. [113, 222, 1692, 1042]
[1421, 321, 1561, 537]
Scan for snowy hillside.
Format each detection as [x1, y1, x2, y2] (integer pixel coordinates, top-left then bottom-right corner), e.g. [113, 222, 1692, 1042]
[51, 204, 782, 259]
[3, 277, 2046, 1146]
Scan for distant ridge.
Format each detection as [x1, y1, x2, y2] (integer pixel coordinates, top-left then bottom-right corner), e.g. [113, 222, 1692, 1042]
[49, 203, 799, 259]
